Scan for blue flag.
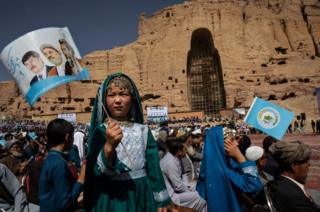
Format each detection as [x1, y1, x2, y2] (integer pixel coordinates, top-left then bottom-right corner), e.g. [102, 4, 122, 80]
[244, 97, 294, 140]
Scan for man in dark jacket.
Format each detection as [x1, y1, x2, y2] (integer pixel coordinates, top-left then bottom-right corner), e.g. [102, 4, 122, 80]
[0, 141, 28, 182]
[268, 141, 319, 211]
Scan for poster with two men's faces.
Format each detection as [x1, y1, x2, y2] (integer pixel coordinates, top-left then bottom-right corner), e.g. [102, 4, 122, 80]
[0, 27, 90, 106]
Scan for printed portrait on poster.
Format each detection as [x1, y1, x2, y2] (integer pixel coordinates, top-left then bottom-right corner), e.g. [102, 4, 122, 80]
[1, 27, 90, 105]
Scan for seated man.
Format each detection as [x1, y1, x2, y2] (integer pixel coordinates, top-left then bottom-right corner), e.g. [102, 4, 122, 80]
[156, 129, 168, 159]
[160, 137, 207, 212]
[0, 163, 29, 212]
[268, 140, 319, 211]
[0, 141, 28, 182]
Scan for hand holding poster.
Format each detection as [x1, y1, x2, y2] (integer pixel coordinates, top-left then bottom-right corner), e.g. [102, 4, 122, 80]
[0, 27, 90, 106]
[244, 97, 294, 140]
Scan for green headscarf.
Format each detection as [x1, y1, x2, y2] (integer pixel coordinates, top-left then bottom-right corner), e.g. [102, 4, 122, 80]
[88, 73, 143, 140]
[84, 72, 143, 211]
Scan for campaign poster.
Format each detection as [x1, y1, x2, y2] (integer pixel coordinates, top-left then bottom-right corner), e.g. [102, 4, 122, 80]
[0, 27, 90, 106]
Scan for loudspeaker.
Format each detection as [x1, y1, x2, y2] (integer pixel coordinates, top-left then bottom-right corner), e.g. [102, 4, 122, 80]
[301, 113, 306, 120]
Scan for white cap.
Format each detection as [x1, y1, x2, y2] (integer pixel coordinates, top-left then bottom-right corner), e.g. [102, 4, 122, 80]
[169, 129, 174, 136]
[192, 129, 202, 135]
[245, 146, 264, 161]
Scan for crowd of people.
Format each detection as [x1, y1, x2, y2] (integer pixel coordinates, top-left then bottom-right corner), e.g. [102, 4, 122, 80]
[0, 73, 319, 212]
[0, 119, 88, 212]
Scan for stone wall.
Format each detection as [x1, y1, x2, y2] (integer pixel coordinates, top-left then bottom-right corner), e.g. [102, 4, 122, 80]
[0, 0, 319, 126]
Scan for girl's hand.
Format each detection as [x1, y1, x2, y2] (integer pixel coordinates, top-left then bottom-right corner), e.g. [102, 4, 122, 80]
[157, 207, 167, 212]
[105, 120, 123, 150]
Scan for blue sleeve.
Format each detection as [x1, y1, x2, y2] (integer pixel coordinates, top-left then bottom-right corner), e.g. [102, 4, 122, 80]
[225, 161, 262, 193]
[52, 162, 83, 210]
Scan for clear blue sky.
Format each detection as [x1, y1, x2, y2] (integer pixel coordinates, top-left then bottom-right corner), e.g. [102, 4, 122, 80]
[0, 0, 184, 81]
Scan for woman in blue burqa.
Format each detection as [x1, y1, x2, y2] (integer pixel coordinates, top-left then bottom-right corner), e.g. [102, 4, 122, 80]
[196, 126, 262, 211]
[83, 73, 170, 211]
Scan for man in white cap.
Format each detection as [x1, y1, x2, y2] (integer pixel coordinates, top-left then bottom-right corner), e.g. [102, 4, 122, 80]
[180, 129, 204, 189]
[245, 146, 273, 186]
[40, 44, 66, 76]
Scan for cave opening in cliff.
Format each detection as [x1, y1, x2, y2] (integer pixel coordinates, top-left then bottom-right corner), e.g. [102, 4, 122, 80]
[187, 28, 226, 115]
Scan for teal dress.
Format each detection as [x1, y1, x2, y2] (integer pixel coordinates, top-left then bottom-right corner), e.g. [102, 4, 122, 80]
[83, 73, 170, 211]
[87, 123, 170, 211]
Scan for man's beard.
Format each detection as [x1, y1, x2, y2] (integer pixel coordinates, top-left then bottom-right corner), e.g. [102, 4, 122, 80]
[50, 58, 62, 66]
[11, 151, 22, 158]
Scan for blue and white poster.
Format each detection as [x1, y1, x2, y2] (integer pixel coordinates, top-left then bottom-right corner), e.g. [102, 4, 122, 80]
[58, 113, 77, 123]
[147, 106, 168, 123]
[244, 97, 294, 140]
[0, 27, 90, 106]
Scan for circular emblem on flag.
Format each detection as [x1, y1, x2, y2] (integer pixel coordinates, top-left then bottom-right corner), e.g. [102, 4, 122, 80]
[257, 107, 280, 129]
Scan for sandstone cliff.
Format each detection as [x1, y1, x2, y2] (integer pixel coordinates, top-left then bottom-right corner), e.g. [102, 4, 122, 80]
[0, 0, 319, 126]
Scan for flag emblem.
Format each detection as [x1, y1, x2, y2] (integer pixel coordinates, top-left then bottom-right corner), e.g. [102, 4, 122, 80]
[257, 107, 280, 129]
[244, 97, 294, 140]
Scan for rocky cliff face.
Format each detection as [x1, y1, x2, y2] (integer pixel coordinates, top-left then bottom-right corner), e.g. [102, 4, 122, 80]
[1, 0, 319, 124]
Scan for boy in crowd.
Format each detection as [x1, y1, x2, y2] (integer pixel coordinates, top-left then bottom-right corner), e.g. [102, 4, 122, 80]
[39, 118, 86, 212]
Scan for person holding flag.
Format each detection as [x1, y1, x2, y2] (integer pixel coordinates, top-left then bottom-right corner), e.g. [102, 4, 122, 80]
[83, 73, 170, 212]
[196, 126, 262, 212]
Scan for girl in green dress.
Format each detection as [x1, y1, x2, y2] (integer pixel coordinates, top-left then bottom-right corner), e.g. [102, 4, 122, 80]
[83, 73, 170, 211]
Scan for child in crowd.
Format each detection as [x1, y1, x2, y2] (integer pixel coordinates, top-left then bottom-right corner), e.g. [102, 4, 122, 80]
[83, 73, 170, 211]
[39, 118, 86, 212]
